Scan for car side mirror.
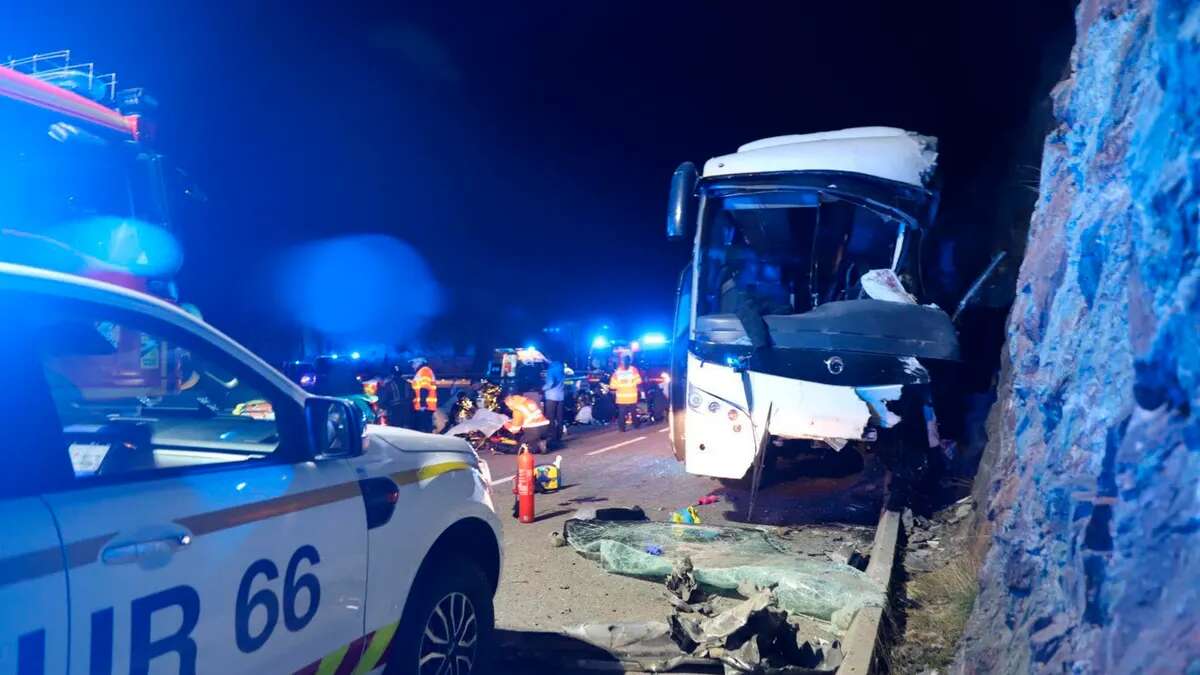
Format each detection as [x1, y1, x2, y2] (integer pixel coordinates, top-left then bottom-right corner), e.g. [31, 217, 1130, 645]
[666, 162, 698, 240]
[306, 396, 364, 459]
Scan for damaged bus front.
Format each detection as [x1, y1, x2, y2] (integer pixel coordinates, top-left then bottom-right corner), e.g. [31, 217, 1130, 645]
[664, 127, 957, 483]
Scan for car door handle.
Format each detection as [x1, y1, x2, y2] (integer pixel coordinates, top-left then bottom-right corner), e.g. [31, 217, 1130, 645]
[101, 534, 192, 565]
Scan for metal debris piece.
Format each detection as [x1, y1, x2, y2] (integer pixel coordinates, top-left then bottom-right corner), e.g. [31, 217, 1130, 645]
[671, 589, 845, 673]
[666, 556, 701, 603]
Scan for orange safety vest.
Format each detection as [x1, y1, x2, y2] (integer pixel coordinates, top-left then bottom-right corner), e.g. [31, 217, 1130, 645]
[504, 395, 550, 433]
[411, 365, 438, 411]
[609, 366, 642, 405]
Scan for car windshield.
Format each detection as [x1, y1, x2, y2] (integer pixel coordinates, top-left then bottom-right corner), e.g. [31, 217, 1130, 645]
[696, 188, 903, 317]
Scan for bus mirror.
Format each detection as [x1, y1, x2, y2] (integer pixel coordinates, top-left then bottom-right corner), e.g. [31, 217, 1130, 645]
[667, 162, 698, 240]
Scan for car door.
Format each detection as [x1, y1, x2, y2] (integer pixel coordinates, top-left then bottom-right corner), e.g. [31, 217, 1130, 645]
[0, 498, 70, 674]
[25, 293, 369, 674]
[0, 307, 75, 673]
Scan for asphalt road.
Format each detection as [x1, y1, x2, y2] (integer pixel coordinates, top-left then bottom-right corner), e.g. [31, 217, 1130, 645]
[482, 420, 886, 672]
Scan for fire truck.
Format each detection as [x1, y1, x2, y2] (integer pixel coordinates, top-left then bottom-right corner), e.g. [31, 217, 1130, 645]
[1, 51, 197, 399]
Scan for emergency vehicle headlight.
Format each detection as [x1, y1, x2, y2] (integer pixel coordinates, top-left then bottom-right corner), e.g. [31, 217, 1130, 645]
[642, 333, 668, 346]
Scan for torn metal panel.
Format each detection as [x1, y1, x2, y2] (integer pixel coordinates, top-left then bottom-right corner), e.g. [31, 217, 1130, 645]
[859, 268, 917, 304]
[687, 355, 873, 443]
[752, 373, 871, 442]
[899, 356, 929, 381]
[854, 385, 904, 429]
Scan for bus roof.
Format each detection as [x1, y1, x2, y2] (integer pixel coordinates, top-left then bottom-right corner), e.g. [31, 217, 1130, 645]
[702, 127, 937, 187]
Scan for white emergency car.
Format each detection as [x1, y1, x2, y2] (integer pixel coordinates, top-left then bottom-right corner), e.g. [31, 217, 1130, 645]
[0, 262, 502, 674]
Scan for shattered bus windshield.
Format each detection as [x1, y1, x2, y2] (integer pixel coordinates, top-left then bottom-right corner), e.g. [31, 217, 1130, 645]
[697, 188, 904, 317]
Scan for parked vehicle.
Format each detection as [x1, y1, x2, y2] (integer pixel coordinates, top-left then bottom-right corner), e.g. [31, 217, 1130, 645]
[0, 263, 501, 674]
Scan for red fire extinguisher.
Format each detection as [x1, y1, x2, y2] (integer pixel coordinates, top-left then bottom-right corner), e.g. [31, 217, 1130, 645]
[516, 446, 535, 523]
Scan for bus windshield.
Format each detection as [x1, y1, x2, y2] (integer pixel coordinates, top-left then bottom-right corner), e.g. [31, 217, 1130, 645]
[696, 188, 904, 317]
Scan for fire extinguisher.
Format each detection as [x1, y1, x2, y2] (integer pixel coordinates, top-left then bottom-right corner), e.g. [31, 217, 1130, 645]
[515, 446, 535, 523]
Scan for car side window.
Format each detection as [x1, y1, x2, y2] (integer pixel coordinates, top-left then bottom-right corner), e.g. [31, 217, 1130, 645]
[32, 304, 296, 480]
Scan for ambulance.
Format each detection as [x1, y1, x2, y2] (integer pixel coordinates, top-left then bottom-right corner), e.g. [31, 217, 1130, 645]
[0, 263, 502, 675]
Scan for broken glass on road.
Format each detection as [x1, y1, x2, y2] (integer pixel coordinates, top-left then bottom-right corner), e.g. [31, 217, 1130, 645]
[563, 518, 884, 629]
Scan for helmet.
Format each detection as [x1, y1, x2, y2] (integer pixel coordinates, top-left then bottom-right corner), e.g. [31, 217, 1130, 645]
[409, 357, 428, 368]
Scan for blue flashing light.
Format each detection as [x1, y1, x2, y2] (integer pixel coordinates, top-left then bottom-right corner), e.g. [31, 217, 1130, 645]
[350, 351, 361, 360]
[642, 332, 668, 346]
[592, 336, 609, 349]
[330, 353, 340, 360]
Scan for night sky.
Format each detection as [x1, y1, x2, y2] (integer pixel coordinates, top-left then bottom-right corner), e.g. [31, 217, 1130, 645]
[3, 1, 1073, 361]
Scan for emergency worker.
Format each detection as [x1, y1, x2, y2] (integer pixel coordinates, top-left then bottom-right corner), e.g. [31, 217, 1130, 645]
[410, 357, 437, 432]
[377, 364, 409, 428]
[503, 393, 550, 453]
[609, 355, 642, 432]
[542, 360, 566, 447]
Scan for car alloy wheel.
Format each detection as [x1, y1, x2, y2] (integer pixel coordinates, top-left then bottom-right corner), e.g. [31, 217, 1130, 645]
[418, 591, 478, 675]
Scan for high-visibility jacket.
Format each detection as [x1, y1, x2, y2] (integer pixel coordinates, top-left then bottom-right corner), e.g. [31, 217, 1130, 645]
[504, 395, 550, 433]
[411, 365, 438, 411]
[609, 366, 642, 405]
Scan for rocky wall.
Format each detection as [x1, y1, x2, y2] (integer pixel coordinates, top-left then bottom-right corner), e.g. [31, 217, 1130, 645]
[959, 0, 1200, 672]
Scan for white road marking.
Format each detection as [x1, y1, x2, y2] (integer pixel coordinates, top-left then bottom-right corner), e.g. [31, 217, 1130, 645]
[659, 427, 670, 433]
[492, 475, 514, 486]
[586, 435, 647, 456]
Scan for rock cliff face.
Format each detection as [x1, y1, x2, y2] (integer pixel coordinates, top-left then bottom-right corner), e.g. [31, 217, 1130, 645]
[960, 0, 1200, 672]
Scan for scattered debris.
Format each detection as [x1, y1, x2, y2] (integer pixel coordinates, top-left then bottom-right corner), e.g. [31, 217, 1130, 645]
[666, 557, 701, 603]
[563, 516, 884, 627]
[670, 589, 845, 673]
[561, 621, 699, 671]
[671, 505, 702, 524]
[826, 546, 869, 571]
[697, 495, 721, 505]
[571, 505, 646, 522]
[564, 589, 845, 673]
[549, 531, 566, 547]
[645, 544, 664, 556]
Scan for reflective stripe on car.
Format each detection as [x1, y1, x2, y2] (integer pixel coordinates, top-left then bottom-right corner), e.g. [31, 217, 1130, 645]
[0, 462, 473, 587]
[291, 620, 399, 675]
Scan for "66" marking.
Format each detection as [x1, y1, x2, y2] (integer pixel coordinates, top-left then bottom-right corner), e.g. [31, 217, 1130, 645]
[235, 545, 321, 653]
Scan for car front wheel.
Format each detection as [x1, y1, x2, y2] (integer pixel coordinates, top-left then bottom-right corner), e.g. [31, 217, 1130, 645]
[389, 557, 495, 675]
